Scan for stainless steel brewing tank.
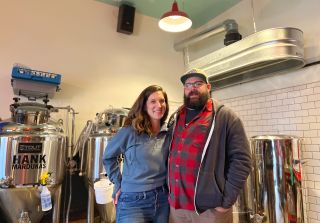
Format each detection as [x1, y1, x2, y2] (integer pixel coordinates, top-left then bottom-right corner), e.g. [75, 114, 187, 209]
[79, 108, 128, 223]
[84, 132, 116, 223]
[0, 123, 65, 185]
[81, 108, 128, 182]
[0, 101, 66, 223]
[84, 133, 113, 182]
[250, 135, 304, 223]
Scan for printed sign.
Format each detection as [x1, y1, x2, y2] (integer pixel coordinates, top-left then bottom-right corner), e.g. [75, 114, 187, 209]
[18, 143, 43, 153]
[12, 143, 46, 169]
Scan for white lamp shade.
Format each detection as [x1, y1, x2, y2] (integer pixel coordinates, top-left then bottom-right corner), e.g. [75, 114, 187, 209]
[159, 15, 192, 32]
[158, 1, 192, 32]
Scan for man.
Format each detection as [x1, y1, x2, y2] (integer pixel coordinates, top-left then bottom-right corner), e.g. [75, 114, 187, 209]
[166, 68, 251, 223]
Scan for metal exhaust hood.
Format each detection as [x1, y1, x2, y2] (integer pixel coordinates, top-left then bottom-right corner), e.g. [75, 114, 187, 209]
[175, 20, 305, 89]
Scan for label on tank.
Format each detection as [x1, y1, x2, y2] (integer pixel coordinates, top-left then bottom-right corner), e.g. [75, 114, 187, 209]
[11, 143, 46, 169]
[18, 143, 43, 153]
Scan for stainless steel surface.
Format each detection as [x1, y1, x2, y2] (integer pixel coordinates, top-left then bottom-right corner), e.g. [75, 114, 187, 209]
[53, 105, 77, 160]
[85, 136, 113, 182]
[95, 108, 128, 134]
[83, 134, 116, 223]
[52, 184, 63, 223]
[0, 178, 63, 223]
[188, 27, 305, 89]
[10, 102, 50, 125]
[96, 201, 116, 223]
[76, 108, 127, 223]
[87, 185, 95, 223]
[233, 176, 254, 223]
[79, 108, 128, 180]
[86, 184, 116, 223]
[0, 101, 67, 223]
[247, 135, 304, 223]
[174, 19, 239, 51]
[0, 133, 65, 185]
[0, 187, 44, 223]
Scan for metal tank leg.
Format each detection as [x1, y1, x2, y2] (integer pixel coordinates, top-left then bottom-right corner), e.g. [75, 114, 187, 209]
[87, 185, 95, 223]
[52, 185, 62, 223]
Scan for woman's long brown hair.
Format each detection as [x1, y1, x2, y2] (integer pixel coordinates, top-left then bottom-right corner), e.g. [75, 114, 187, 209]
[124, 85, 169, 135]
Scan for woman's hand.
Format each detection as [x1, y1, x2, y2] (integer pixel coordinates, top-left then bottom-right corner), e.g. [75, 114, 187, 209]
[113, 189, 121, 205]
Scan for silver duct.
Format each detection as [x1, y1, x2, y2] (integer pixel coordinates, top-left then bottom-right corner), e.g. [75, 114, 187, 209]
[174, 20, 305, 89]
[174, 19, 240, 51]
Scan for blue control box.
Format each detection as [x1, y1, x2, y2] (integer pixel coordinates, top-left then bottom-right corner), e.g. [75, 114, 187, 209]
[12, 66, 61, 85]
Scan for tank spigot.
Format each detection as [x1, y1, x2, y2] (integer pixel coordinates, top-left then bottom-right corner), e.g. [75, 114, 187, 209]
[0, 177, 14, 188]
[67, 159, 78, 174]
[18, 211, 31, 223]
[252, 213, 264, 223]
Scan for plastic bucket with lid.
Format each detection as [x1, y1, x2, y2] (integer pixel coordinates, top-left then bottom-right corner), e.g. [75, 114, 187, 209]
[94, 178, 113, 204]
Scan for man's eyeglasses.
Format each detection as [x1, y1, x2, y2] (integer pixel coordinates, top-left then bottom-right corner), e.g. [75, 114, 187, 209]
[184, 81, 205, 89]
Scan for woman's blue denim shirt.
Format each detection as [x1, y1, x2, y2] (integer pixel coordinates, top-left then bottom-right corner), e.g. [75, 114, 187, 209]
[103, 125, 168, 198]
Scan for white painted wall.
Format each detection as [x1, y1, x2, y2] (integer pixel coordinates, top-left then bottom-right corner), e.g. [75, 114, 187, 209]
[189, 0, 320, 222]
[0, 0, 185, 132]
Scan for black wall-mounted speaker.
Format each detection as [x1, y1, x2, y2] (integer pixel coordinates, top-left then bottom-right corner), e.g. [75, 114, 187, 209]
[117, 4, 135, 35]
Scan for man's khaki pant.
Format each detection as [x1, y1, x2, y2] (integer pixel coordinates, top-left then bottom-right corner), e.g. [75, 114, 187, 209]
[169, 206, 233, 223]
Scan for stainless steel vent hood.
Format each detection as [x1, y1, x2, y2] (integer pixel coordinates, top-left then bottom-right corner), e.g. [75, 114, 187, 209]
[175, 20, 305, 89]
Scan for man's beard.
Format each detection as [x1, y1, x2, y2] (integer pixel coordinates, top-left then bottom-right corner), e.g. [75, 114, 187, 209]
[184, 90, 210, 109]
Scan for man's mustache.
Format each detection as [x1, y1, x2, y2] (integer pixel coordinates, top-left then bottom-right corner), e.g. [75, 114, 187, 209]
[188, 91, 200, 97]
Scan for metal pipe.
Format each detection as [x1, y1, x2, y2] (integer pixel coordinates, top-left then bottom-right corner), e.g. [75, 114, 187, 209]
[174, 19, 239, 51]
[65, 173, 72, 223]
[87, 185, 95, 223]
[54, 106, 78, 160]
[52, 185, 62, 223]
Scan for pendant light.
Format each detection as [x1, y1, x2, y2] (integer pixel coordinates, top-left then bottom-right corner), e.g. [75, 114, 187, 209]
[158, 0, 192, 32]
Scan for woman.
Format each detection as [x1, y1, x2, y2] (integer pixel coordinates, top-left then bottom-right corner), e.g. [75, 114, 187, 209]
[103, 85, 170, 223]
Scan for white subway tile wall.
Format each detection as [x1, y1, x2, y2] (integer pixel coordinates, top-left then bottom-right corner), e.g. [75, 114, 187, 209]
[222, 81, 320, 223]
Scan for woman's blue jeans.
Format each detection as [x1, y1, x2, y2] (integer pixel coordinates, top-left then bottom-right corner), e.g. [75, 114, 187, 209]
[116, 185, 169, 223]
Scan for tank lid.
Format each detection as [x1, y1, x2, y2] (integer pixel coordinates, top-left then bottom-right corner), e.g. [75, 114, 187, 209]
[11, 102, 50, 112]
[91, 124, 118, 135]
[0, 121, 63, 134]
[10, 101, 54, 125]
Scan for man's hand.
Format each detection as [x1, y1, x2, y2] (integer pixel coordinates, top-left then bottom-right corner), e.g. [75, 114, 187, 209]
[214, 207, 230, 213]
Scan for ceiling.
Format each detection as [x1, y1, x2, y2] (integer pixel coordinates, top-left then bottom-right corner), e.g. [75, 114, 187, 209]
[98, 0, 241, 28]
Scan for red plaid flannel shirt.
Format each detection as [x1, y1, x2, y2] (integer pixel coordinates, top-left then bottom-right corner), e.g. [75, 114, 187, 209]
[168, 99, 213, 210]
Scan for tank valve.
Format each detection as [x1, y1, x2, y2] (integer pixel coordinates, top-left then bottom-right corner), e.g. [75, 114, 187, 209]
[0, 177, 14, 188]
[18, 211, 31, 223]
[252, 213, 264, 223]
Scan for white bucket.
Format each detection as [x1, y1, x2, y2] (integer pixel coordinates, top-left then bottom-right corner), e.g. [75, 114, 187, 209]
[94, 178, 113, 204]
